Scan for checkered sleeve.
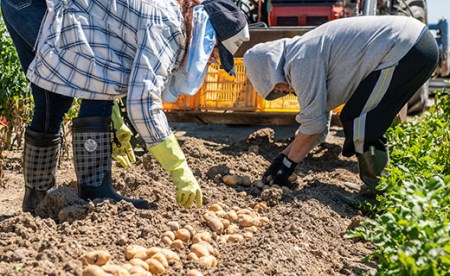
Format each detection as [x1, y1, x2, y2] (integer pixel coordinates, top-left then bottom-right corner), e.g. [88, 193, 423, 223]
[126, 19, 185, 147]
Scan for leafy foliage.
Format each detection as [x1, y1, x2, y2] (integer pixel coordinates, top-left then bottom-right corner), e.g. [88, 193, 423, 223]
[346, 90, 450, 275]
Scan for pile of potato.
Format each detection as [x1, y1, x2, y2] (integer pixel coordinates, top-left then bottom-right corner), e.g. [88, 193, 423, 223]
[203, 203, 270, 244]
[222, 174, 294, 193]
[80, 202, 270, 275]
[81, 246, 193, 276]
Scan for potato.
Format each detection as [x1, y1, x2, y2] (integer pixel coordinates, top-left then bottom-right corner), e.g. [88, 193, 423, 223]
[220, 218, 231, 229]
[170, 239, 185, 249]
[162, 231, 175, 241]
[146, 258, 165, 275]
[184, 224, 196, 236]
[281, 186, 291, 194]
[288, 173, 297, 182]
[246, 226, 258, 233]
[231, 206, 240, 211]
[225, 224, 240, 234]
[190, 243, 210, 258]
[192, 232, 212, 244]
[150, 252, 169, 268]
[167, 221, 180, 231]
[227, 234, 244, 243]
[125, 245, 146, 260]
[253, 202, 268, 211]
[198, 255, 218, 268]
[241, 176, 252, 186]
[208, 203, 223, 212]
[82, 265, 107, 276]
[159, 248, 181, 262]
[197, 241, 217, 256]
[203, 213, 224, 234]
[121, 263, 133, 271]
[259, 216, 270, 225]
[237, 208, 252, 215]
[175, 228, 191, 243]
[215, 210, 227, 218]
[224, 211, 238, 222]
[133, 247, 160, 261]
[187, 252, 199, 261]
[217, 235, 230, 244]
[186, 269, 203, 276]
[102, 264, 130, 276]
[239, 215, 254, 227]
[129, 258, 149, 271]
[162, 236, 173, 245]
[128, 266, 150, 276]
[243, 232, 254, 239]
[222, 175, 241, 186]
[80, 250, 111, 266]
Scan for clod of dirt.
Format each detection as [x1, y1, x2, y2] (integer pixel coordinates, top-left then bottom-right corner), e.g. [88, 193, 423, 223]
[246, 128, 275, 145]
[260, 188, 283, 206]
[346, 216, 365, 231]
[58, 205, 88, 223]
[34, 187, 86, 221]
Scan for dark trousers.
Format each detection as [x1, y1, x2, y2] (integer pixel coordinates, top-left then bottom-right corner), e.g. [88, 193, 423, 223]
[340, 29, 438, 157]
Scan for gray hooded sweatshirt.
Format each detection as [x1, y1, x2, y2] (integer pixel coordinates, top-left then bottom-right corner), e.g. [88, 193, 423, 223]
[243, 16, 426, 136]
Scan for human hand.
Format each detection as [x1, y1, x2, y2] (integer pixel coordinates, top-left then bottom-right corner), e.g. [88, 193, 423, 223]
[171, 165, 203, 209]
[262, 153, 287, 184]
[111, 100, 136, 168]
[265, 155, 298, 189]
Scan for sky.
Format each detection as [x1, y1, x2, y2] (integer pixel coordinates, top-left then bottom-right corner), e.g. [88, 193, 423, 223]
[427, 0, 450, 23]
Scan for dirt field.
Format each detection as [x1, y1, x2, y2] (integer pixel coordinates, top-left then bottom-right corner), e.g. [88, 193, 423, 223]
[0, 123, 375, 275]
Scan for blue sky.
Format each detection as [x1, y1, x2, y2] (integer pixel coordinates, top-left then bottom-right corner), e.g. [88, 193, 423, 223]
[428, 0, 450, 23]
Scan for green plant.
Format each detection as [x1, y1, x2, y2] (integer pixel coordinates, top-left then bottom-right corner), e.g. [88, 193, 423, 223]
[346, 90, 450, 275]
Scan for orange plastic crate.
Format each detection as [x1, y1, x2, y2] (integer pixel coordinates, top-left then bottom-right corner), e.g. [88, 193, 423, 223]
[162, 94, 197, 111]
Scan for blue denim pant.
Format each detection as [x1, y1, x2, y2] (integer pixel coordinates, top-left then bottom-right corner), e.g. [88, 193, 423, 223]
[1, 0, 113, 134]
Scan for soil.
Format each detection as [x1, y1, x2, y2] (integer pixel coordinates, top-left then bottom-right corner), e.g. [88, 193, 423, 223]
[0, 123, 375, 275]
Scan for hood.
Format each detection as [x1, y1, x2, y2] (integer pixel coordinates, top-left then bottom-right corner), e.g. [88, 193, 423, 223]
[243, 39, 288, 99]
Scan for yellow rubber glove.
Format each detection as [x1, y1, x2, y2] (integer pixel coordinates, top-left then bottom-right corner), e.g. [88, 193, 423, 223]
[111, 100, 136, 168]
[148, 134, 203, 209]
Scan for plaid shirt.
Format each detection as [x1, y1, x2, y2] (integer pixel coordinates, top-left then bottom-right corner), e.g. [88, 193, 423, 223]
[27, 0, 186, 146]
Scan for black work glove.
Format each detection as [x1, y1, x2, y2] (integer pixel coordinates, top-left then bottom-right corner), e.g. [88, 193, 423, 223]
[271, 155, 298, 189]
[262, 154, 287, 184]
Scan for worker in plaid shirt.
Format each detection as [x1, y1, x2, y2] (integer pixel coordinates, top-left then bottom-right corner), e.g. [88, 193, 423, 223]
[2, 0, 249, 212]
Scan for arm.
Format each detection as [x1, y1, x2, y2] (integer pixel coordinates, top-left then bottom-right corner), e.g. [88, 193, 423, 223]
[283, 132, 322, 163]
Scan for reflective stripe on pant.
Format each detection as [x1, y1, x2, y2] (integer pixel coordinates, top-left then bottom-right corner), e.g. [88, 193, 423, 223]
[340, 29, 438, 157]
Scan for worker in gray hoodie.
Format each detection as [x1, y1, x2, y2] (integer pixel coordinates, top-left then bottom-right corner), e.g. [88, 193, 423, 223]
[243, 15, 438, 207]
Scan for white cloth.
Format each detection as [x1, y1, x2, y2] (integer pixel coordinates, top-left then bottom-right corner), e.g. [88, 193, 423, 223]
[162, 5, 216, 102]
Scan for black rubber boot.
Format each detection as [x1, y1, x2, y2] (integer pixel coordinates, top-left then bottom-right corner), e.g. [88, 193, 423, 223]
[334, 146, 389, 208]
[72, 117, 149, 209]
[22, 128, 60, 213]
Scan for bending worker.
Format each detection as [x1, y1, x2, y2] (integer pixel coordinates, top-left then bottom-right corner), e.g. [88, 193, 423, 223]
[243, 16, 438, 206]
[2, 0, 249, 212]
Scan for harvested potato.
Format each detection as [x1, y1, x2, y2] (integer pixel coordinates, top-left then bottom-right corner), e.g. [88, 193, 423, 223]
[175, 228, 191, 243]
[159, 248, 181, 263]
[288, 173, 297, 182]
[217, 235, 230, 244]
[190, 243, 210, 258]
[162, 236, 172, 246]
[208, 203, 223, 212]
[186, 269, 203, 276]
[80, 250, 111, 266]
[192, 232, 212, 244]
[239, 215, 254, 227]
[237, 208, 252, 215]
[121, 263, 133, 271]
[146, 258, 165, 275]
[227, 234, 244, 243]
[231, 206, 240, 211]
[222, 175, 241, 186]
[241, 176, 252, 186]
[82, 265, 106, 276]
[133, 247, 160, 261]
[259, 216, 270, 225]
[184, 224, 196, 236]
[129, 258, 149, 271]
[246, 226, 258, 233]
[220, 218, 231, 229]
[187, 252, 199, 261]
[170, 239, 185, 249]
[125, 245, 147, 260]
[150, 252, 169, 268]
[203, 213, 224, 234]
[197, 241, 217, 256]
[224, 211, 238, 222]
[225, 224, 240, 234]
[128, 266, 150, 276]
[215, 210, 227, 218]
[167, 221, 180, 231]
[243, 232, 254, 239]
[102, 264, 130, 276]
[198, 255, 218, 268]
[253, 202, 268, 211]
[162, 231, 175, 241]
